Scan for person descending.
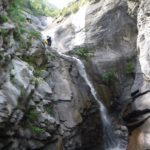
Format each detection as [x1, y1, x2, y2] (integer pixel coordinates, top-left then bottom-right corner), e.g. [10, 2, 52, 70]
[44, 36, 52, 46]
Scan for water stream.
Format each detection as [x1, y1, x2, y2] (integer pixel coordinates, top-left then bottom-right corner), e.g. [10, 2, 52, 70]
[56, 51, 122, 150]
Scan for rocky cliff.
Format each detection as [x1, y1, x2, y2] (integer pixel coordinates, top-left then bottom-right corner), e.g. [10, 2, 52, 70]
[0, 0, 150, 149]
[0, 0, 103, 149]
[123, 0, 150, 150]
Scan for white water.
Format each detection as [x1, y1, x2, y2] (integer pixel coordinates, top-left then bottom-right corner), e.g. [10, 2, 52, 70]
[56, 51, 122, 150]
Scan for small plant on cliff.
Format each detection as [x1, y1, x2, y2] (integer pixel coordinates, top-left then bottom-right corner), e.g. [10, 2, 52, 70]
[0, 29, 9, 37]
[102, 71, 116, 84]
[75, 47, 90, 60]
[45, 105, 54, 115]
[30, 77, 43, 87]
[33, 69, 43, 77]
[27, 109, 39, 121]
[126, 62, 134, 75]
[30, 31, 41, 39]
[31, 126, 45, 135]
[0, 15, 9, 23]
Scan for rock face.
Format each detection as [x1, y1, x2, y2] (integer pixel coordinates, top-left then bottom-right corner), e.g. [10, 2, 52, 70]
[123, 0, 150, 150]
[41, 0, 138, 149]
[47, 0, 137, 115]
[2, 0, 150, 149]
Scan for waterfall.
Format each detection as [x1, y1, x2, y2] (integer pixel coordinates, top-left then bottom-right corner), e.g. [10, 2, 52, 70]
[56, 51, 122, 150]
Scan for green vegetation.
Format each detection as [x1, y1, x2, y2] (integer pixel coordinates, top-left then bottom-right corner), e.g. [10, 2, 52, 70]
[0, 15, 9, 23]
[102, 71, 116, 84]
[23, 0, 58, 17]
[8, 0, 27, 47]
[126, 62, 134, 75]
[22, 56, 35, 66]
[56, 0, 87, 18]
[33, 69, 43, 77]
[27, 109, 39, 121]
[31, 126, 45, 135]
[45, 106, 54, 115]
[0, 29, 9, 36]
[29, 31, 41, 39]
[31, 77, 43, 87]
[33, 66, 46, 78]
[7, 0, 100, 25]
[58, 2, 79, 17]
[74, 47, 90, 60]
[13, 26, 27, 40]
[23, 107, 46, 135]
[55, 0, 101, 18]
[8, 0, 42, 47]
[8, 0, 26, 23]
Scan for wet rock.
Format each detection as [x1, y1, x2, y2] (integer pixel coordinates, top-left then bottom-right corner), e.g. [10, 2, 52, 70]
[56, 103, 82, 129]
[50, 69, 73, 101]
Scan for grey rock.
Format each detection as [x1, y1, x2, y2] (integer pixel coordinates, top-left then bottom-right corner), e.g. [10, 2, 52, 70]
[56, 103, 82, 129]
[11, 59, 33, 89]
[124, 0, 150, 149]
[10, 109, 24, 124]
[36, 81, 52, 98]
[50, 69, 73, 101]
[27, 140, 44, 149]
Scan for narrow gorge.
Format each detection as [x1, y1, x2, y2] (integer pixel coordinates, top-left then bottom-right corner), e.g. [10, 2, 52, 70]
[0, 0, 150, 150]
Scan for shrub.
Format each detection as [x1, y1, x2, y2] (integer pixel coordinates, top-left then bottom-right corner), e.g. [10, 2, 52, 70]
[27, 109, 39, 121]
[126, 62, 134, 75]
[8, 0, 27, 46]
[33, 68, 43, 77]
[31, 77, 43, 87]
[45, 106, 54, 115]
[14, 26, 26, 38]
[30, 31, 41, 39]
[102, 71, 116, 84]
[0, 29, 8, 36]
[8, 0, 26, 23]
[74, 47, 90, 60]
[0, 15, 9, 23]
[31, 126, 45, 135]
[22, 56, 35, 66]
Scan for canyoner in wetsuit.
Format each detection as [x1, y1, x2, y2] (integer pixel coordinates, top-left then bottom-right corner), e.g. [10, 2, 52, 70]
[45, 36, 52, 46]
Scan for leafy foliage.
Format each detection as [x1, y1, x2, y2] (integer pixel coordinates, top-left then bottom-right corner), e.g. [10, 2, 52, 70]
[8, 0, 26, 23]
[102, 71, 116, 84]
[8, 0, 28, 48]
[0, 29, 9, 36]
[45, 106, 54, 115]
[30, 31, 41, 39]
[126, 62, 134, 75]
[33, 68, 43, 77]
[27, 109, 39, 121]
[31, 126, 45, 135]
[74, 47, 90, 60]
[23, 0, 58, 17]
[55, 0, 100, 18]
[0, 15, 9, 23]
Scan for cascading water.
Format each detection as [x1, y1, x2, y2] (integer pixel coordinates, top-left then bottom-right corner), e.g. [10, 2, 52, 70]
[56, 51, 123, 150]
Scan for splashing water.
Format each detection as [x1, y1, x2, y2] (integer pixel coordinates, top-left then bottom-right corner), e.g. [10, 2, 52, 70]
[54, 51, 123, 150]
